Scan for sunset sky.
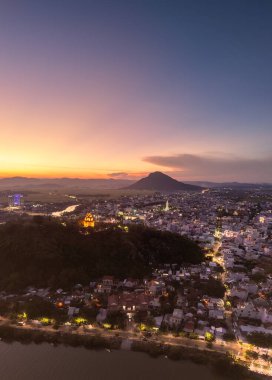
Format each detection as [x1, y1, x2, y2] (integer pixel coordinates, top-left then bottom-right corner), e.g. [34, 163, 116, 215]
[0, 0, 271, 182]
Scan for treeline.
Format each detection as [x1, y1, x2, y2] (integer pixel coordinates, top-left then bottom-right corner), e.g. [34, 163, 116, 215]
[0, 325, 120, 350]
[0, 296, 67, 322]
[0, 218, 203, 290]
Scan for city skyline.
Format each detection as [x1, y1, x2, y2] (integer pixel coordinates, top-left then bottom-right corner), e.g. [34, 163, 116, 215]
[0, 0, 271, 182]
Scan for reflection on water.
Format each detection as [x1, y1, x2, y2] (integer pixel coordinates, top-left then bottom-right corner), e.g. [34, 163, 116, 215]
[0, 342, 223, 380]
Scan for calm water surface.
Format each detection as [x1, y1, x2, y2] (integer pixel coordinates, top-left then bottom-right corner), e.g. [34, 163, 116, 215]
[0, 342, 223, 380]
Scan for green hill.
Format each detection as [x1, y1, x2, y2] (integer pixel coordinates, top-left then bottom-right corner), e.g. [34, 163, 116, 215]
[0, 218, 203, 290]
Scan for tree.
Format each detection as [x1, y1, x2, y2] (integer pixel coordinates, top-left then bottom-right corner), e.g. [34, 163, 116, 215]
[205, 332, 215, 342]
[81, 307, 99, 322]
[245, 350, 258, 360]
[134, 310, 148, 324]
[251, 273, 266, 283]
[247, 332, 272, 348]
[22, 297, 56, 319]
[159, 295, 173, 318]
[223, 332, 236, 341]
[202, 279, 225, 298]
[0, 220, 203, 291]
[145, 315, 156, 328]
[105, 311, 127, 329]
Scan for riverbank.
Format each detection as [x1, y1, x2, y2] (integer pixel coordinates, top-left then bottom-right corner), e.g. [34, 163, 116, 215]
[0, 324, 121, 350]
[131, 340, 269, 380]
[0, 324, 268, 380]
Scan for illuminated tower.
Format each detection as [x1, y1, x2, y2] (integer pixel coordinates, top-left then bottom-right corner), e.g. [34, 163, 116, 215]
[8, 194, 23, 208]
[164, 200, 169, 212]
[82, 212, 95, 228]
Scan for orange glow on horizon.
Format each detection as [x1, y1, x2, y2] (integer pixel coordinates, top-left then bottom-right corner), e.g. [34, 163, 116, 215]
[0, 166, 150, 180]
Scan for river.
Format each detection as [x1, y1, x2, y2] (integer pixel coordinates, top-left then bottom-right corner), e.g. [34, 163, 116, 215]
[51, 204, 79, 217]
[0, 342, 223, 380]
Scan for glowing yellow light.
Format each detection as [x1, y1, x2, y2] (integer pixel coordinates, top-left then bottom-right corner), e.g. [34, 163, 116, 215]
[39, 317, 53, 325]
[205, 332, 214, 342]
[81, 213, 95, 228]
[18, 312, 27, 320]
[74, 317, 88, 325]
[103, 323, 112, 329]
[139, 323, 147, 331]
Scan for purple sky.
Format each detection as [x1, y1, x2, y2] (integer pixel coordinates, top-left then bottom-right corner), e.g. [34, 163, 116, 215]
[0, 0, 271, 182]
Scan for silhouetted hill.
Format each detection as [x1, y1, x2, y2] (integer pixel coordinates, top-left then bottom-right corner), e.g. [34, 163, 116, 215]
[126, 172, 202, 192]
[0, 219, 203, 290]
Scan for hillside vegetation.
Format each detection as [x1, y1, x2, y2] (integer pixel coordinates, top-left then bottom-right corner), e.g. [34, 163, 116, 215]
[0, 218, 203, 290]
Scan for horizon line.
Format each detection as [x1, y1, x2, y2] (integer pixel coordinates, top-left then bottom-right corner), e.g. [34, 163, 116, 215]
[0, 174, 271, 185]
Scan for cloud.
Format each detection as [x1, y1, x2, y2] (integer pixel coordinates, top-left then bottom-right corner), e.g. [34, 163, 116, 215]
[143, 153, 272, 182]
[108, 172, 129, 177]
[108, 171, 150, 180]
[107, 172, 130, 179]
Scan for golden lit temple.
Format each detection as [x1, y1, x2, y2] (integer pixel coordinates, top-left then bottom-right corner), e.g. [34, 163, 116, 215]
[82, 212, 95, 228]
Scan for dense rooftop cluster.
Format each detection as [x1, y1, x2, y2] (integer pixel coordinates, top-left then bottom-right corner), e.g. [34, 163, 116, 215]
[0, 187, 271, 375]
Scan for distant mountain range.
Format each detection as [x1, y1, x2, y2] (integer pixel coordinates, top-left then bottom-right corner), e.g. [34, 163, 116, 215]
[183, 181, 272, 190]
[126, 172, 202, 191]
[0, 177, 132, 190]
[0, 175, 271, 192]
